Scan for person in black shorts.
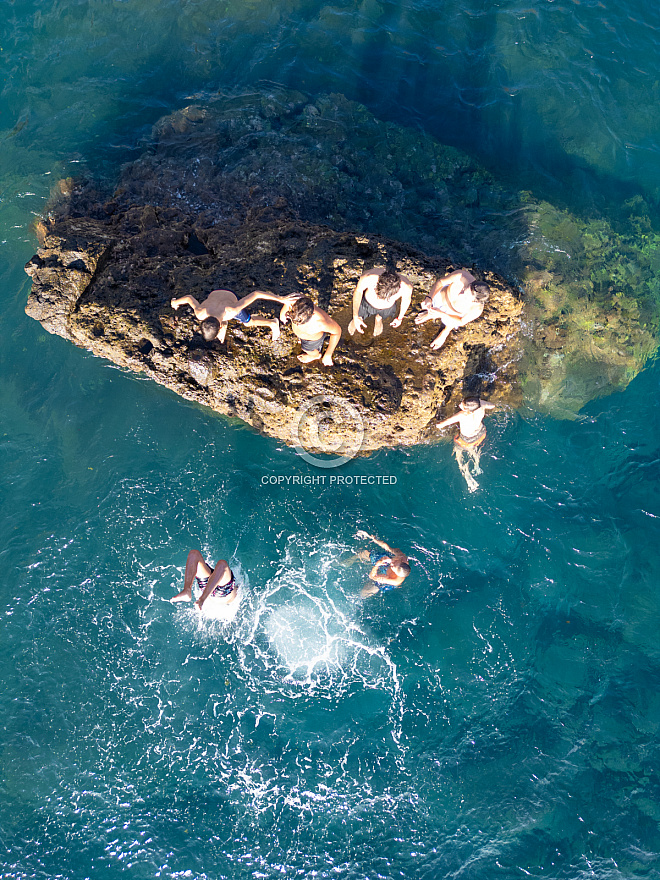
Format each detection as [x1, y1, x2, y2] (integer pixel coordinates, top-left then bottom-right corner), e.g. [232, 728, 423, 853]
[279, 296, 342, 366]
[348, 268, 413, 338]
[171, 549, 238, 611]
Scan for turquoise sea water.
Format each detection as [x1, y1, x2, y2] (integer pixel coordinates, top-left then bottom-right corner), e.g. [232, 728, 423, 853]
[3, 2, 660, 878]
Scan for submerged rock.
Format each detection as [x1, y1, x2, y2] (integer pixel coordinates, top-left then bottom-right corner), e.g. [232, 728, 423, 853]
[25, 88, 660, 434]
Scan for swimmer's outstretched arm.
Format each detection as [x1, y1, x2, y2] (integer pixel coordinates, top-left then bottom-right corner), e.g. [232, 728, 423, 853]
[436, 413, 461, 430]
[358, 532, 396, 554]
[171, 295, 208, 319]
[223, 290, 298, 321]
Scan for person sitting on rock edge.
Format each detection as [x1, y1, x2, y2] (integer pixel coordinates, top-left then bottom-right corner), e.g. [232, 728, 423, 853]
[279, 295, 342, 366]
[171, 288, 288, 343]
[436, 397, 496, 493]
[348, 268, 413, 337]
[414, 268, 490, 350]
[171, 549, 238, 612]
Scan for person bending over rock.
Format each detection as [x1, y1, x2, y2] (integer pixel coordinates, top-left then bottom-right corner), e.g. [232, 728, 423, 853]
[171, 288, 288, 343]
[348, 268, 413, 337]
[352, 530, 411, 598]
[436, 397, 496, 493]
[171, 549, 238, 612]
[279, 295, 342, 366]
[414, 269, 490, 350]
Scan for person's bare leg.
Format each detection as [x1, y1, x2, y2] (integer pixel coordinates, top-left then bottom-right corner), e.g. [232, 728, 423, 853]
[430, 324, 452, 350]
[361, 581, 380, 598]
[373, 315, 384, 337]
[338, 548, 371, 568]
[414, 310, 433, 325]
[454, 447, 479, 493]
[472, 447, 483, 476]
[251, 317, 281, 341]
[195, 560, 238, 611]
[298, 350, 322, 363]
[172, 549, 211, 602]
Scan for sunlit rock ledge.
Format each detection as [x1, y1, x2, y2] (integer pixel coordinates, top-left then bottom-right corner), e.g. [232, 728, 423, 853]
[24, 208, 522, 452]
[24, 88, 660, 441]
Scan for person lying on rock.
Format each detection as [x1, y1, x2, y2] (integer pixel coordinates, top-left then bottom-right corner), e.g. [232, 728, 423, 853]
[348, 268, 413, 337]
[436, 397, 496, 493]
[350, 530, 411, 598]
[171, 288, 288, 343]
[278, 295, 342, 366]
[414, 268, 490, 350]
[170, 549, 238, 612]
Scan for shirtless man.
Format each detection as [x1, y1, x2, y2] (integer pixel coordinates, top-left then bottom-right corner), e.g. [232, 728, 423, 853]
[436, 397, 496, 492]
[171, 549, 238, 612]
[415, 269, 490, 350]
[171, 288, 287, 343]
[353, 530, 411, 598]
[348, 268, 413, 337]
[279, 296, 342, 366]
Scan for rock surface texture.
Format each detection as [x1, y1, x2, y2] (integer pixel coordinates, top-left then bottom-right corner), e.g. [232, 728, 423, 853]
[25, 208, 522, 452]
[27, 87, 654, 444]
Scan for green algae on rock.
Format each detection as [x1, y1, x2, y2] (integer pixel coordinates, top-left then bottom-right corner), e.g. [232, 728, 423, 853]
[516, 196, 660, 416]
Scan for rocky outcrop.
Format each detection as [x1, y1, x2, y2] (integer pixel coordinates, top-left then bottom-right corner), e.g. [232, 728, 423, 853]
[26, 87, 656, 441]
[25, 208, 522, 453]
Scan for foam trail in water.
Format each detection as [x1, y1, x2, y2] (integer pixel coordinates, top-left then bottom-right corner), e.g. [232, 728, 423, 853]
[245, 536, 406, 747]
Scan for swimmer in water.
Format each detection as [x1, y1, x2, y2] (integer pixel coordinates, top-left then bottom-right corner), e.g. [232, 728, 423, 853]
[436, 397, 496, 492]
[171, 549, 238, 612]
[352, 530, 411, 598]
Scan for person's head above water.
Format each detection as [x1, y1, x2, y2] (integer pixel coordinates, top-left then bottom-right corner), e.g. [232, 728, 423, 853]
[470, 281, 490, 303]
[201, 317, 221, 340]
[392, 560, 411, 577]
[375, 271, 400, 299]
[287, 296, 315, 325]
[460, 397, 481, 412]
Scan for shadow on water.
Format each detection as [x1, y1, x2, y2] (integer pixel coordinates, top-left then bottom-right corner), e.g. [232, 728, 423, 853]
[277, 0, 660, 222]
[4, 0, 660, 232]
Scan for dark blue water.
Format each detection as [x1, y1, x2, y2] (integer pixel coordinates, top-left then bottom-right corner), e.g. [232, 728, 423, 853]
[2, 2, 660, 878]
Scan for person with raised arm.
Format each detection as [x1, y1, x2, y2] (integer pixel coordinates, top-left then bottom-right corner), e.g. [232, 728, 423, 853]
[353, 529, 411, 598]
[436, 397, 496, 492]
[171, 288, 292, 343]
